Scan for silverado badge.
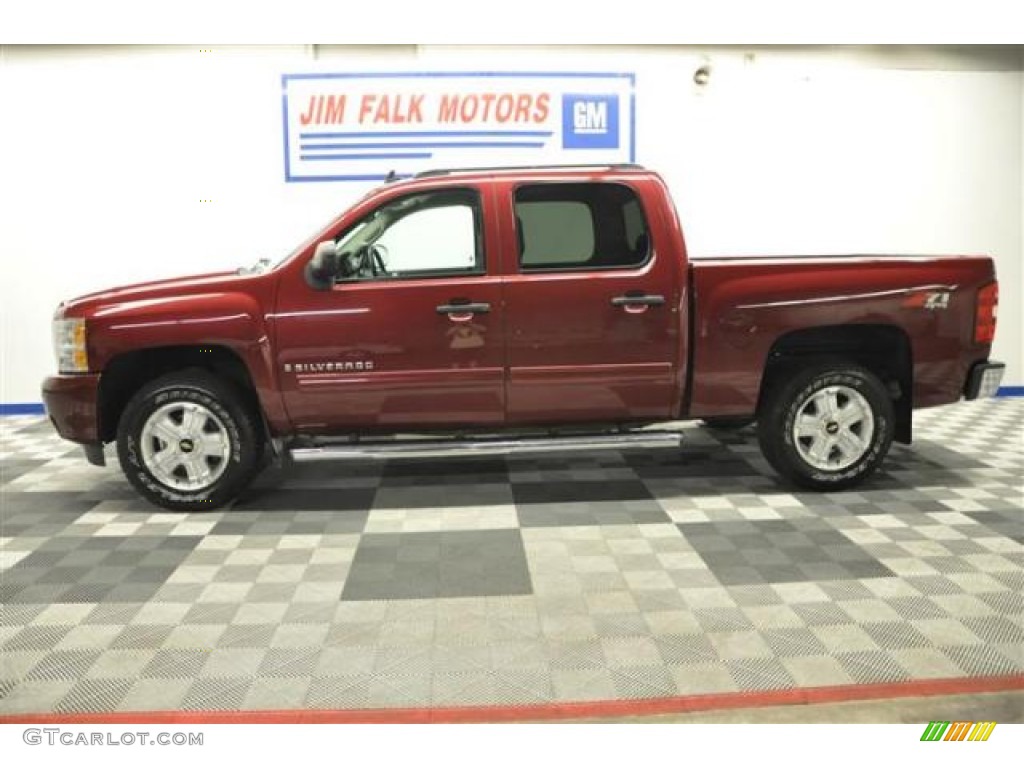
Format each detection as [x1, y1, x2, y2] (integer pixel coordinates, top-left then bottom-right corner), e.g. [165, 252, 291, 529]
[284, 361, 375, 373]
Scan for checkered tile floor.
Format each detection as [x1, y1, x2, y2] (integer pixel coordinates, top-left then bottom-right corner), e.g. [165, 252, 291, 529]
[1, 399, 1021, 714]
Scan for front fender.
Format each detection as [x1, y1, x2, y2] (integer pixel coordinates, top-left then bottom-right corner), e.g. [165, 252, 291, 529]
[86, 290, 287, 432]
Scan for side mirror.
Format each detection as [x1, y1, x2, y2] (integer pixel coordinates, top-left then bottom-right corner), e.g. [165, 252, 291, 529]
[305, 241, 338, 290]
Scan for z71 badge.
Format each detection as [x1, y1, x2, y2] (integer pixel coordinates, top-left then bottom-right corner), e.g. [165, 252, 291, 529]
[903, 290, 951, 310]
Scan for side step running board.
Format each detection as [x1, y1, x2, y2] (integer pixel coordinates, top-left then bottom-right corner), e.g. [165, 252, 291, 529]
[288, 430, 684, 461]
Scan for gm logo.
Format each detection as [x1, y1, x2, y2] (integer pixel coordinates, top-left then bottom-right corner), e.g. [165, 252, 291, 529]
[562, 94, 619, 149]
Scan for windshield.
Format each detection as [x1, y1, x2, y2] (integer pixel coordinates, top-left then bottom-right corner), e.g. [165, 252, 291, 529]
[337, 221, 372, 254]
[269, 188, 461, 272]
[269, 184, 390, 270]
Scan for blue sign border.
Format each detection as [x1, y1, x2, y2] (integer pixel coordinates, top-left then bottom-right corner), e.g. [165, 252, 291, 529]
[281, 71, 637, 183]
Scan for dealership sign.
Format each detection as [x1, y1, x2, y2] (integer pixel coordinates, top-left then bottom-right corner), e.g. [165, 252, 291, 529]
[281, 72, 636, 182]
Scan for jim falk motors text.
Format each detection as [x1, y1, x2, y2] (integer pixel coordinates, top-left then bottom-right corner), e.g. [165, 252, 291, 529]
[297, 92, 552, 126]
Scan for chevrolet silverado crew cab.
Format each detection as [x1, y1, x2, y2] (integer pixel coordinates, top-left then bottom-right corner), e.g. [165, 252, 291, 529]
[43, 164, 1005, 511]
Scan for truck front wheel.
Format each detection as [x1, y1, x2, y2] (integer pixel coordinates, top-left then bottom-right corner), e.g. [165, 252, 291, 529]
[757, 364, 894, 490]
[116, 370, 263, 511]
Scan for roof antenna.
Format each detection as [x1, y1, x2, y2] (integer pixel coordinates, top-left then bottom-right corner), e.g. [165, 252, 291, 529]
[385, 169, 397, 183]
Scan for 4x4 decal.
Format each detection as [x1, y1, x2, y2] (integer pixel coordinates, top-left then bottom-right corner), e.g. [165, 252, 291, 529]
[903, 289, 952, 310]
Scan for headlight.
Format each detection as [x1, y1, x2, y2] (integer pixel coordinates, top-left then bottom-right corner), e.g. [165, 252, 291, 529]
[53, 318, 89, 373]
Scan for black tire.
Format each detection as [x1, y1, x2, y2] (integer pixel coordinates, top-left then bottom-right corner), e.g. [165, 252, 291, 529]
[701, 416, 755, 431]
[116, 370, 263, 511]
[757, 363, 894, 491]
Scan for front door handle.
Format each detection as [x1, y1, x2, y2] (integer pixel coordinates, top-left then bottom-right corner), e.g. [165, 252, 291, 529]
[611, 294, 665, 307]
[437, 301, 490, 323]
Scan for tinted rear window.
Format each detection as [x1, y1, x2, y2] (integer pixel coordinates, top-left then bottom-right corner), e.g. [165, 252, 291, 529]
[514, 183, 650, 271]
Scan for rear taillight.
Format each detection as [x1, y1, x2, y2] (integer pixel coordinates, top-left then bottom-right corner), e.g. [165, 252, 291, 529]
[974, 281, 998, 344]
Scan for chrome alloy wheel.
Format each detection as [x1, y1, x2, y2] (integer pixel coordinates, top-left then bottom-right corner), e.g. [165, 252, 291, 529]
[140, 402, 230, 490]
[791, 385, 875, 472]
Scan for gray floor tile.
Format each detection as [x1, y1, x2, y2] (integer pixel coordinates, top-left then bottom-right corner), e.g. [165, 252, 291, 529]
[342, 530, 532, 600]
[1, 399, 1021, 715]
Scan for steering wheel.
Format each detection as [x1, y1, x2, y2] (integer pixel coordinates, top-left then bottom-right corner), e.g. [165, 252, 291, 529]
[340, 245, 388, 279]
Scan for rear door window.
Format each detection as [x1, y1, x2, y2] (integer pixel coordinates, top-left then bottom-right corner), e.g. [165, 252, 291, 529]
[514, 183, 650, 271]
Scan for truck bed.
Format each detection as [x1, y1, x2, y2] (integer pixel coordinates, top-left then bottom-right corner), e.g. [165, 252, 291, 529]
[688, 254, 996, 418]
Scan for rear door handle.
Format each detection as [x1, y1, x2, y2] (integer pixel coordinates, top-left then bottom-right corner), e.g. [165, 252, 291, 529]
[437, 301, 490, 323]
[436, 302, 491, 315]
[611, 294, 665, 307]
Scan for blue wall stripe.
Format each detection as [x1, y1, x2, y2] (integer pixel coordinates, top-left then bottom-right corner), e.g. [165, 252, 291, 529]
[285, 174, 411, 182]
[0, 403, 46, 415]
[2, 387, 1022, 417]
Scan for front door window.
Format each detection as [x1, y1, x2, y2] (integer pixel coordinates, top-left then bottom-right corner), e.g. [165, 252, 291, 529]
[335, 188, 484, 281]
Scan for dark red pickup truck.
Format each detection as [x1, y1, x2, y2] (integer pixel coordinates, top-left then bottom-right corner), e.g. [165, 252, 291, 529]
[43, 164, 1004, 511]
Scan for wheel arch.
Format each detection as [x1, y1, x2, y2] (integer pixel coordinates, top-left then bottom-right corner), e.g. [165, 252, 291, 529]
[757, 324, 913, 444]
[98, 345, 265, 443]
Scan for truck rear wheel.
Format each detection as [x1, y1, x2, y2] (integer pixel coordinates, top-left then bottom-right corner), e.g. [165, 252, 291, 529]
[757, 364, 894, 490]
[116, 370, 263, 511]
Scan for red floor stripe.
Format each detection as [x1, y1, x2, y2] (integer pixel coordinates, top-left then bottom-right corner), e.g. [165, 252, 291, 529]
[2, 674, 1022, 724]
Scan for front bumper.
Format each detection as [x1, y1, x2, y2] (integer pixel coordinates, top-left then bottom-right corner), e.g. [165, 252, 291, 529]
[964, 361, 1005, 400]
[41, 373, 102, 444]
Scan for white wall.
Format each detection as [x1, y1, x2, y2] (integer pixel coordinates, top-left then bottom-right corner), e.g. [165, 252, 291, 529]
[1, 45, 1021, 404]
